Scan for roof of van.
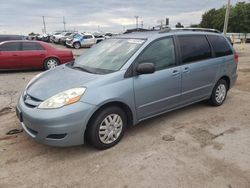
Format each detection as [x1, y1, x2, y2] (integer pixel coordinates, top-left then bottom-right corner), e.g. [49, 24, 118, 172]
[116, 29, 223, 40]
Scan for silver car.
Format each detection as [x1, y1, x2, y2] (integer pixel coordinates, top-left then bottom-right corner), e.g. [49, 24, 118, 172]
[66, 33, 97, 49]
[16, 30, 238, 149]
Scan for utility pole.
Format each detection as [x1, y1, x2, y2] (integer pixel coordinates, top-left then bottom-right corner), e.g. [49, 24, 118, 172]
[141, 21, 143, 28]
[135, 16, 139, 29]
[223, 0, 230, 35]
[42, 16, 46, 34]
[63, 16, 66, 31]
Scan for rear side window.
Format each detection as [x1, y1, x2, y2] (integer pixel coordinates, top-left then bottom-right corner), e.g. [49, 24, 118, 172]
[22, 42, 44, 51]
[207, 35, 233, 57]
[0, 42, 21, 51]
[137, 37, 176, 71]
[84, 35, 93, 39]
[178, 35, 212, 64]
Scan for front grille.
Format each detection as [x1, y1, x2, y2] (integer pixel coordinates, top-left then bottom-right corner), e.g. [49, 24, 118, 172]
[23, 94, 42, 108]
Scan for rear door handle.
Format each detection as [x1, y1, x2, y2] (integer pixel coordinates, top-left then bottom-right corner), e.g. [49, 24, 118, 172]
[172, 70, 180, 76]
[183, 67, 190, 73]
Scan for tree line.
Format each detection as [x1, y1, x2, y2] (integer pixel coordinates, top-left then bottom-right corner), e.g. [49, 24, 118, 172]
[200, 2, 250, 33]
[188, 2, 250, 33]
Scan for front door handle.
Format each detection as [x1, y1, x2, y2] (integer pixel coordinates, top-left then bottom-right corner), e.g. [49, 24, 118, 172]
[183, 67, 190, 73]
[172, 70, 180, 76]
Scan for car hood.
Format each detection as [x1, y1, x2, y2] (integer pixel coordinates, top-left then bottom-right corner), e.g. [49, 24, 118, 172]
[26, 65, 100, 101]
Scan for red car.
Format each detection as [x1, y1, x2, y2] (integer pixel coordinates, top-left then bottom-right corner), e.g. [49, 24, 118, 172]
[0, 40, 74, 70]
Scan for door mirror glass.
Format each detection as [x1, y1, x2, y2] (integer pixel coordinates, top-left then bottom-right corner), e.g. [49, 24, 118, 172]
[136, 62, 155, 74]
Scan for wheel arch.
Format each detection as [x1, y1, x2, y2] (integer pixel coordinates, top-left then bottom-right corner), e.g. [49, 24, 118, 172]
[43, 56, 61, 68]
[218, 75, 231, 90]
[85, 101, 134, 137]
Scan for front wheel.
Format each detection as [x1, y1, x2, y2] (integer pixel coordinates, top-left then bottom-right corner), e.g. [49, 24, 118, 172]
[44, 58, 59, 70]
[86, 106, 127, 150]
[73, 42, 81, 49]
[209, 79, 228, 106]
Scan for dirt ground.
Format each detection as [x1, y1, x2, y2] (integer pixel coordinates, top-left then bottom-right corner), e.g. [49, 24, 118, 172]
[0, 43, 249, 188]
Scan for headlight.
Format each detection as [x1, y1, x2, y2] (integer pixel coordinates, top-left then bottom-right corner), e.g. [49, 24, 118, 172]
[38, 88, 86, 109]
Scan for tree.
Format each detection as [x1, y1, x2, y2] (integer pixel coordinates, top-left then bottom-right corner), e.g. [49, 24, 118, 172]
[228, 2, 250, 33]
[175, 22, 184, 28]
[28, 32, 36, 36]
[189, 24, 200, 28]
[199, 2, 250, 33]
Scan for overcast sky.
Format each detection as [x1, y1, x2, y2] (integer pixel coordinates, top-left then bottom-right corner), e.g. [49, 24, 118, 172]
[0, 0, 245, 35]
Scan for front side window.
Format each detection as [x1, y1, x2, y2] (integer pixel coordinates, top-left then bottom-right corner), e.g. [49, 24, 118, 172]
[0, 42, 21, 51]
[137, 37, 176, 71]
[207, 35, 233, 57]
[178, 35, 212, 64]
[74, 38, 145, 74]
[65, 33, 72, 36]
[22, 42, 44, 51]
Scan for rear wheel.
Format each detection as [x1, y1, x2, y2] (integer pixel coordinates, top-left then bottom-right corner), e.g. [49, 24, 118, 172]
[73, 42, 81, 49]
[209, 79, 228, 106]
[44, 58, 59, 70]
[86, 106, 127, 150]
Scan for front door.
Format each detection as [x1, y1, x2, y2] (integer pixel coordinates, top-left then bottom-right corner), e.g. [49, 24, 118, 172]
[133, 37, 182, 120]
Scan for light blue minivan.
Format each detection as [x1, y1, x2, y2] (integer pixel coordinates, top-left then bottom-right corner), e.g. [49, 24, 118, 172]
[16, 29, 238, 149]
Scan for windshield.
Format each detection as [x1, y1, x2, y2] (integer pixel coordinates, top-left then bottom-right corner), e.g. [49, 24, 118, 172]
[74, 34, 83, 39]
[74, 38, 145, 74]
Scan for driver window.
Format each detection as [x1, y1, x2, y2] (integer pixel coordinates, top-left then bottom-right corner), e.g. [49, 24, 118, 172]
[137, 37, 176, 71]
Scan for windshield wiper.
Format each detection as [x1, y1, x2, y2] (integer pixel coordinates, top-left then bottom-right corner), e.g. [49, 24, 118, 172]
[73, 66, 93, 73]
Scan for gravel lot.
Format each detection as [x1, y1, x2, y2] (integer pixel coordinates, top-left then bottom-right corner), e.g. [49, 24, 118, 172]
[0, 43, 250, 188]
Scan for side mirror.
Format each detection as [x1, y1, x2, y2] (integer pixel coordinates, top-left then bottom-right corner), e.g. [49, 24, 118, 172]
[136, 63, 155, 75]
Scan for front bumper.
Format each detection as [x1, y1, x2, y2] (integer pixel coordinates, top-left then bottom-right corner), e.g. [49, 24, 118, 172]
[16, 96, 97, 147]
[66, 41, 74, 47]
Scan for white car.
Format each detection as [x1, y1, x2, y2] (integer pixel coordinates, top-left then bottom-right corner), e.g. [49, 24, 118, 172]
[53, 32, 73, 44]
[66, 33, 97, 49]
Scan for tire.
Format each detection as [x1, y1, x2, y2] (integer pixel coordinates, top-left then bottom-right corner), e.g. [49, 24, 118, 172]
[86, 106, 127, 150]
[73, 42, 81, 49]
[44, 58, 59, 70]
[209, 79, 228, 106]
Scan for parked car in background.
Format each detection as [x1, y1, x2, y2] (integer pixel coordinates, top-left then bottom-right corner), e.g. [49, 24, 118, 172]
[0, 35, 25, 42]
[66, 33, 96, 49]
[36, 34, 50, 42]
[94, 34, 106, 43]
[50, 32, 62, 43]
[60, 32, 77, 45]
[0, 40, 74, 70]
[16, 30, 238, 149]
[53, 32, 73, 44]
